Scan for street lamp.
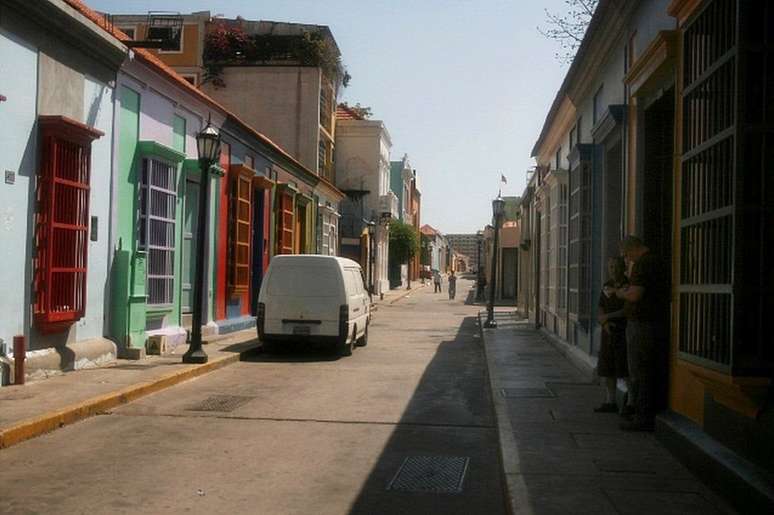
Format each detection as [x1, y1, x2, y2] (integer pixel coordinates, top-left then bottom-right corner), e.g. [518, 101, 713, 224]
[485, 196, 506, 328]
[182, 118, 221, 364]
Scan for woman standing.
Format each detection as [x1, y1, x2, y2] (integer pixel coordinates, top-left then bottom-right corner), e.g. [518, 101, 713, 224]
[594, 256, 632, 414]
[448, 270, 457, 300]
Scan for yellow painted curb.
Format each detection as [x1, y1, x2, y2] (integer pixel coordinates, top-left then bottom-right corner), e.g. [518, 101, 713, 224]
[0, 345, 255, 450]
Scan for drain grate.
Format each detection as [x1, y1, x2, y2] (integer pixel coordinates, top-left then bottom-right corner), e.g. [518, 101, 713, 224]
[387, 456, 469, 494]
[185, 395, 255, 412]
[501, 387, 556, 398]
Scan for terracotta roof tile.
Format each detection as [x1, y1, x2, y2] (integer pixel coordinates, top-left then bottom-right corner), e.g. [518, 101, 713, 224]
[336, 104, 362, 120]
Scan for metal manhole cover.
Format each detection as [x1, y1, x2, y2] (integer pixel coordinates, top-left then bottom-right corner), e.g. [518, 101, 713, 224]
[501, 387, 556, 398]
[185, 395, 255, 412]
[387, 456, 469, 494]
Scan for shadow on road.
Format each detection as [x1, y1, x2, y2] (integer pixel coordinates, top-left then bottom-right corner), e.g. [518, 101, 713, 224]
[240, 343, 342, 363]
[347, 315, 507, 515]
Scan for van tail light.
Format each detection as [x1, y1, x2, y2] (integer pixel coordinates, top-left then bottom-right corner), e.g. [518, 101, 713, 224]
[338, 304, 349, 343]
[257, 302, 266, 340]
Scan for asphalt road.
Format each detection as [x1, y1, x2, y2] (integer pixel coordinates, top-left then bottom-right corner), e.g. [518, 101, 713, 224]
[0, 278, 507, 515]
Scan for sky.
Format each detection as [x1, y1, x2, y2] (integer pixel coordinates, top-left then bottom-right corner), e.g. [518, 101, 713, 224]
[88, 0, 570, 234]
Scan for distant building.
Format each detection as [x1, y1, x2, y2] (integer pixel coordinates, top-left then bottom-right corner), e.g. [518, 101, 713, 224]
[446, 234, 481, 271]
[420, 224, 449, 273]
[388, 155, 417, 288]
[334, 104, 396, 295]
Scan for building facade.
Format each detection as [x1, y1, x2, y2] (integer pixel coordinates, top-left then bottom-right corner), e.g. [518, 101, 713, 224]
[514, 0, 773, 510]
[334, 105, 396, 295]
[110, 12, 344, 253]
[446, 234, 481, 272]
[0, 0, 127, 378]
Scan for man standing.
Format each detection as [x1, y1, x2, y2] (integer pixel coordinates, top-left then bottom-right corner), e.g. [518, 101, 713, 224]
[433, 270, 442, 293]
[615, 236, 665, 431]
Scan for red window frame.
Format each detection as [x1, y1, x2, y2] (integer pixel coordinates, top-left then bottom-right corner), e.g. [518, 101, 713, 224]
[34, 116, 103, 333]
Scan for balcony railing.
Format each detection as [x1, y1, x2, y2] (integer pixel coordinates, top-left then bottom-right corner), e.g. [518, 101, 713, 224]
[378, 191, 399, 221]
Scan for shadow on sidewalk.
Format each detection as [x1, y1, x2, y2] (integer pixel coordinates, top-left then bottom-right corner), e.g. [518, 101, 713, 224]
[346, 315, 507, 515]
[484, 320, 736, 515]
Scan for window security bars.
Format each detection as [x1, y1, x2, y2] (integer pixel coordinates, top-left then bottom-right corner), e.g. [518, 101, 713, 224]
[568, 151, 593, 328]
[34, 134, 91, 330]
[558, 184, 568, 313]
[677, 0, 774, 372]
[139, 157, 177, 306]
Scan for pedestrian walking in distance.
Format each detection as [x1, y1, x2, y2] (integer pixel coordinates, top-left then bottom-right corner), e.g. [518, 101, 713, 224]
[433, 270, 442, 293]
[615, 236, 666, 431]
[594, 257, 633, 415]
[448, 270, 457, 300]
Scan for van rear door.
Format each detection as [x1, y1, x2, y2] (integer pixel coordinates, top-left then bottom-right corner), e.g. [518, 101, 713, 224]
[264, 263, 343, 335]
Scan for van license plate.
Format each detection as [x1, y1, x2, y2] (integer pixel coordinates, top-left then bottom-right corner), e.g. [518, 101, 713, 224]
[293, 325, 311, 336]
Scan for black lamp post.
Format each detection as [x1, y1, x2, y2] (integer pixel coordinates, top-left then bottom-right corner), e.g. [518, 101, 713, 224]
[183, 119, 221, 364]
[485, 196, 505, 328]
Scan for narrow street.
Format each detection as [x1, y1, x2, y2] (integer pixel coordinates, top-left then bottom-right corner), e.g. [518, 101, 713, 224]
[0, 278, 506, 515]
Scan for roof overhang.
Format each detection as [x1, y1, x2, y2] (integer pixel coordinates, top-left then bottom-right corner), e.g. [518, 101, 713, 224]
[9, 0, 128, 70]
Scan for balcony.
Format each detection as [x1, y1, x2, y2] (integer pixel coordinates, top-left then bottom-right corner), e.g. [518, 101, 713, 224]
[378, 192, 399, 222]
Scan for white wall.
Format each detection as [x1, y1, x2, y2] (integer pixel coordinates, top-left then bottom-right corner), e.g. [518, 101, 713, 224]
[0, 29, 37, 351]
[78, 77, 115, 340]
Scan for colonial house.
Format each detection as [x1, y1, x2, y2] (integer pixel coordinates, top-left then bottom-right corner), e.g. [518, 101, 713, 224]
[516, 0, 773, 511]
[389, 154, 416, 288]
[408, 169, 422, 282]
[480, 197, 521, 303]
[334, 104, 397, 295]
[109, 12, 345, 254]
[420, 225, 449, 275]
[0, 0, 127, 378]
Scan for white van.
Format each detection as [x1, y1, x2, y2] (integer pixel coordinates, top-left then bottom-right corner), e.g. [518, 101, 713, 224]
[257, 255, 370, 356]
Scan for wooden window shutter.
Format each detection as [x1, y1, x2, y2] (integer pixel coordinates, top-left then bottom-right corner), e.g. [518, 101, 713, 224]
[34, 116, 103, 333]
[277, 190, 295, 255]
[229, 168, 252, 293]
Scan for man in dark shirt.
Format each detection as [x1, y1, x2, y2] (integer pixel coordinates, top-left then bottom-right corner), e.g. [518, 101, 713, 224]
[615, 236, 665, 431]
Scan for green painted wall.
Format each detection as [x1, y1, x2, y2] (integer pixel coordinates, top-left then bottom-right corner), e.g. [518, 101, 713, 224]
[173, 115, 186, 153]
[110, 86, 145, 349]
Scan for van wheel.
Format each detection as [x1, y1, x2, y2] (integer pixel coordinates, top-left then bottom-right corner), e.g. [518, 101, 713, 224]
[338, 326, 354, 357]
[355, 325, 368, 347]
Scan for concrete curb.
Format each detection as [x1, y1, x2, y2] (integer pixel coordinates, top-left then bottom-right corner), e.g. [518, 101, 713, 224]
[478, 312, 520, 515]
[0, 341, 259, 450]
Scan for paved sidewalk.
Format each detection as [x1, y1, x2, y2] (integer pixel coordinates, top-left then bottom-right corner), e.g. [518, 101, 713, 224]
[0, 329, 259, 449]
[480, 313, 735, 515]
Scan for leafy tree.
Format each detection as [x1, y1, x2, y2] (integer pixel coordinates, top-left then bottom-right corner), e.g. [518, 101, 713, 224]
[389, 219, 420, 289]
[538, 0, 598, 64]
